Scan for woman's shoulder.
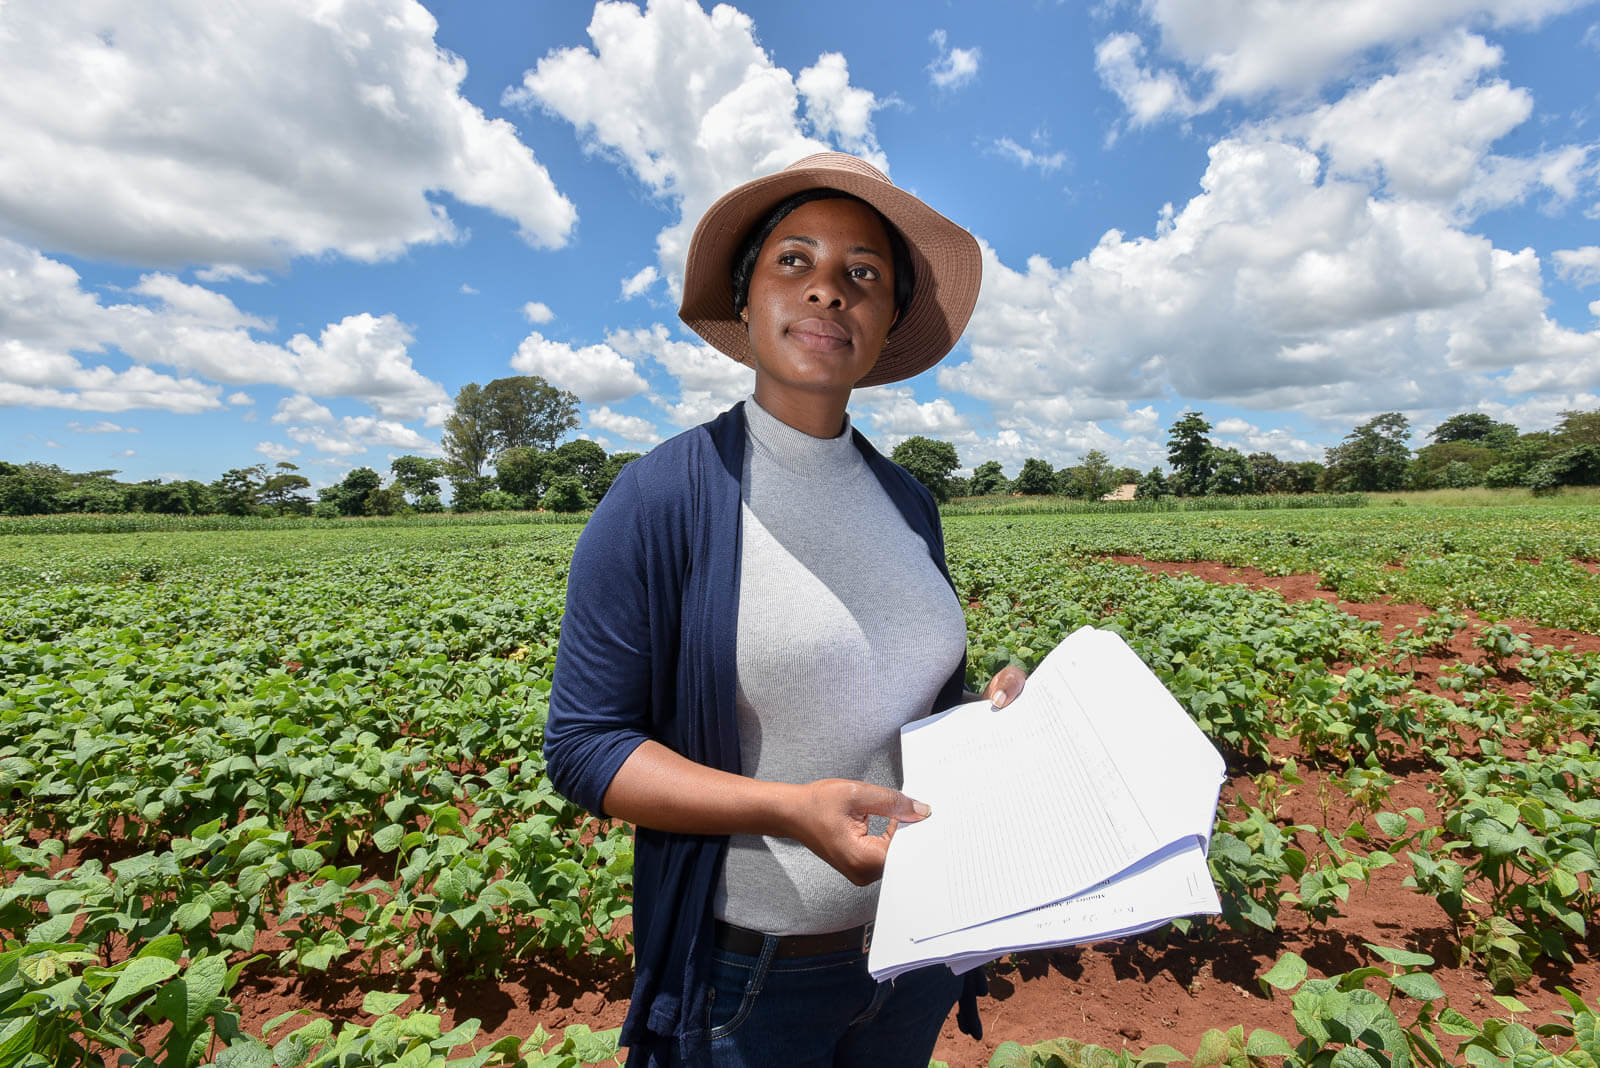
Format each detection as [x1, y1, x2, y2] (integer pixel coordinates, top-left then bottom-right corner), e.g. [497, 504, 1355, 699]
[584, 404, 745, 533]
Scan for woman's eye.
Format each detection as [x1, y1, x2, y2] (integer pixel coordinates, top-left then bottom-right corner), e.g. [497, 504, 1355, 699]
[775, 251, 806, 267]
[849, 265, 880, 281]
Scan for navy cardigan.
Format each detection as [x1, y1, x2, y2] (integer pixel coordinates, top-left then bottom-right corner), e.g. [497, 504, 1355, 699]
[544, 402, 984, 1065]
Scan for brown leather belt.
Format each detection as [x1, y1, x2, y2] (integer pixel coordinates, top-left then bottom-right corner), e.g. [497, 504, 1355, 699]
[713, 920, 873, 959]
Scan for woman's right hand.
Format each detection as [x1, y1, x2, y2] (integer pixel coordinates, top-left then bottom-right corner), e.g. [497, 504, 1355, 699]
[787, 779, 932, 886]
[601, 743, 931, 886]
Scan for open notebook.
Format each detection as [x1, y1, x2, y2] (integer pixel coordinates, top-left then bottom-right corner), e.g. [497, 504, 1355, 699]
[869, 626, 1226, 980]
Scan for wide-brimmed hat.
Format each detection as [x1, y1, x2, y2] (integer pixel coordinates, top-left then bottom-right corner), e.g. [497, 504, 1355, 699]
[678, 152, 981, 388]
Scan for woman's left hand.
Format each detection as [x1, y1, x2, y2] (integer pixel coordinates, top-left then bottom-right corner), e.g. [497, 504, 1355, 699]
[981, 665, 1029, 708]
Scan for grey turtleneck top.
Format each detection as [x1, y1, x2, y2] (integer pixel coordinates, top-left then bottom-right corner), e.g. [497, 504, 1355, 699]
[712, 396, 968, 935]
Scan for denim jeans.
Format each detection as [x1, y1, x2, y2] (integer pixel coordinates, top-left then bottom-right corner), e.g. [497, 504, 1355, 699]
[699, 934, 963, 1067]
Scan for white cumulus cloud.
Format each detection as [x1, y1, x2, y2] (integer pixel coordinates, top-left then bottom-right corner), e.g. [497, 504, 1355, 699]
[0, 0, 575, 267]
[0, 237, 449, 419]
[505, 0, 886, 294]
[621, 265, 661, 300]
[523, 301, 555, 324]
[940, 137, 1600, 427]
[608, 323, 752, 426]
[509, 331, 648, 404]
[1555, 246, 1600, 287]
[588, 405, 664, 447]
[927, 29, 981, 90]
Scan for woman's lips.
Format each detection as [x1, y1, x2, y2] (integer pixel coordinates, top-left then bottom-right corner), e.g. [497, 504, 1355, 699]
[786, 318, 851, 350]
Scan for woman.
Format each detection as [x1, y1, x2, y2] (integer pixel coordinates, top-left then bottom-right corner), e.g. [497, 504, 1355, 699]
[545, 152, 1027, 1066]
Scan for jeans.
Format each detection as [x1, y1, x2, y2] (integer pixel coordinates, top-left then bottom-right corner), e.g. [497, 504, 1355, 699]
[699, 935, 963, 1067]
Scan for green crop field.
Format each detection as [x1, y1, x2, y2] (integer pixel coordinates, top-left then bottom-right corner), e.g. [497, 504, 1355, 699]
[2, 504, 1598, 1066]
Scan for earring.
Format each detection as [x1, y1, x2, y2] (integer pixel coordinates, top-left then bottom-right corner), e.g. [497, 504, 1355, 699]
[739, 309, 748, 323]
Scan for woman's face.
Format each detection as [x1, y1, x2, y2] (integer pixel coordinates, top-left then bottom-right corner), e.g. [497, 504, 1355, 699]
[742, 197, 899, 405]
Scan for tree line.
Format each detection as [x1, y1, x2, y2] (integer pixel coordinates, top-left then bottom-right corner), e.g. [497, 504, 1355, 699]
[0, 376, 638, 517]
[885, 407, 1600, 504]
[5, 383, 1598, 517]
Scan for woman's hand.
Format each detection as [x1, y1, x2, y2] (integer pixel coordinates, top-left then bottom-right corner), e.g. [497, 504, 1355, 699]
[981, 665, 1029, 708]
[786, 778, 931, 886]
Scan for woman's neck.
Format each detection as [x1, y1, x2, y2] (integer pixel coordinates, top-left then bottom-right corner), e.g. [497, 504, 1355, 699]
[751, 380, 850, 438]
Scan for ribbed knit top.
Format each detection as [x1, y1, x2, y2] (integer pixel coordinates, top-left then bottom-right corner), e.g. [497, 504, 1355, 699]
[712, 396, 968, 934]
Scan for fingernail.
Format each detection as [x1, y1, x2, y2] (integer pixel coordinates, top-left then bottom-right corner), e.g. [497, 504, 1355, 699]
[912, 800, 932, 817]
[992, 690, 1007, 706]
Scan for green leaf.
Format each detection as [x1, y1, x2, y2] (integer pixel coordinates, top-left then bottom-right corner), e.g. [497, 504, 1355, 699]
[1329, 1049, 1384, 1068]
[181, 953, 229, 1032]
[363, 990, 412, 1016]
[1364, 943, 1434, 968]
[0, 1016, 38, 1063]
[1260, 952, 1309, 995]
[1376, 811, 1409, 837]
[1496, 995, 1532, 1014]
[1389, 972, 1445, 1002]
[104, 956, 179, 1008]
[214, 1037, 275, 1068]
[373, 824, 406, 853]
[1245, 1029, 1297, 1056]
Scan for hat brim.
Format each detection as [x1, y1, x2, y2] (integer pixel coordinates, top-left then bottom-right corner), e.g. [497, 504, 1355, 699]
[678, 154, 981, 389]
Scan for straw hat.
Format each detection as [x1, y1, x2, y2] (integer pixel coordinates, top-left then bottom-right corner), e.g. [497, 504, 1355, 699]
[678, 152, 981, 388]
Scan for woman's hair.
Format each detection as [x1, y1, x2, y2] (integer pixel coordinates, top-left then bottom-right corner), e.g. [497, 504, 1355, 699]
[730, 189, 915, 329]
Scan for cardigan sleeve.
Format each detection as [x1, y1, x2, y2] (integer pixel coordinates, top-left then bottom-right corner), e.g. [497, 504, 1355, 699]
[544, 464, 655, 817]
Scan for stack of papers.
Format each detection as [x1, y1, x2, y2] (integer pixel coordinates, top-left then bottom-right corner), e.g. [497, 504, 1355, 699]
[868, 626, 1226, 980]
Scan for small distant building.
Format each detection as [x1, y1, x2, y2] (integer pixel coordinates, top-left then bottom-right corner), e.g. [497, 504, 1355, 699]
[1100, 483, 1138, 502]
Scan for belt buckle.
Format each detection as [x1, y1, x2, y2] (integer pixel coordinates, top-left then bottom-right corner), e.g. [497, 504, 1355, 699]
[860, 921, 874, 954]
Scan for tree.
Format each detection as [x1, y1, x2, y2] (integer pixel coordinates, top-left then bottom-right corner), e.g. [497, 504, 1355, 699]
[1290, 461, 1325, 494]
[1013, 457, 1056, 495]
[1408, 441, 1497, 489]
[58, 472, 129, 513]
[1553, 408, 1600, 447]
[1165, 411, 1214, 496]
[549, 439, 609, 500]
[390, 455, 445, 501]
[1430, 413, 1516, 445]
[1323, 413, 1412, 491]
[890, 436, 960, 503]
[212, 465, 266, 516]
[495, 446, 549, 507]
[442, 382, 494, 478]
[1056, 450, 1114, 500]
[967, 460, 1008, 497]
[542, 474, 592, 513]
[363, 485, 407, 515]
[1204, 446, 1255, 495]
[482, 375, 580, 453]
[448, 472, 495, 512]
[1527, 444, 1600, 493]
[1134, 468, 1171, 500]
[321, 467, 381, 516]
[1246, 452, 1293, 494]
[129, 479, 211, 515]
[259, 462, 312, 515]
[0, 462, 67, 515]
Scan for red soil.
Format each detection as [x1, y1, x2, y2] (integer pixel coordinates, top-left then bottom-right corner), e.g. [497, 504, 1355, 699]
[69, 558, 1600, 1066]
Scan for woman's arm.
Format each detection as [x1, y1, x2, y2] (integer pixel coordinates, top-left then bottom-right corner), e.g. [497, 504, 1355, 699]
[601, 740, 931, 886]
[602, 663, 1030, 887]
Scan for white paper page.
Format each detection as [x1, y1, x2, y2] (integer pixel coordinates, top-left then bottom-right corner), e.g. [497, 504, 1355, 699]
[873, 626, 1227, 963]
[889, 638, 1163, 940]
[869, 836, 1218, 980]
[1047, 629, 1225, 845]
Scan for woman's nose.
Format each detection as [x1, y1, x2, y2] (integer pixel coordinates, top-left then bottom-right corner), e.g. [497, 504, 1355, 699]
[805, 268, 846, 307]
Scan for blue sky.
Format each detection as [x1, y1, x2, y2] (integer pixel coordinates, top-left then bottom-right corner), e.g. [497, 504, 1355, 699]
[4, 0, 1599, 488]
